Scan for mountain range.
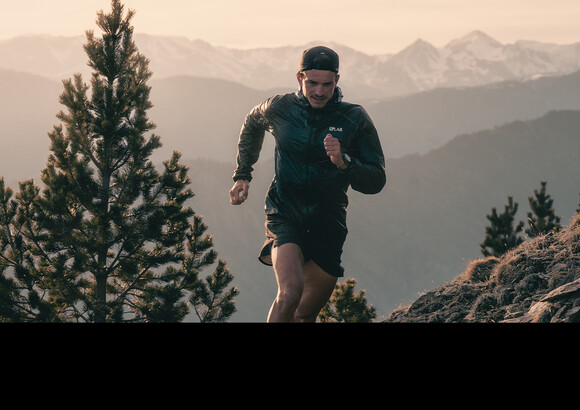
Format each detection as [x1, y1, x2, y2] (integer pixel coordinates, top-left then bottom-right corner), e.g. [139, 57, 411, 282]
[1, 31, 580, 320]
[2, 31, 580, 99]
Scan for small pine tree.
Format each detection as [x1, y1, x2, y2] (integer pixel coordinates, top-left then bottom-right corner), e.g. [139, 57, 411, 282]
[0, 0, 237, 322]
[185, 216, 239, 322]
[526, 181, 561, 237]
[318, 278, 377, 322]
[480, 196, 524, 257]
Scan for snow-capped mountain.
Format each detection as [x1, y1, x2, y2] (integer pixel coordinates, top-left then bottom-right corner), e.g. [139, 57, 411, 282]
[372, 31, 580, 96]
[1, 31, 580, 99]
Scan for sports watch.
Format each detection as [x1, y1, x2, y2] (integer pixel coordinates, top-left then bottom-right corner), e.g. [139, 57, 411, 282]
[339, 153, 351, 170]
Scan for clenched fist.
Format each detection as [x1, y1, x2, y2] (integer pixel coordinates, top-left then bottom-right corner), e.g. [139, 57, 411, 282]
[324, 134, 345, 169]
[229, 179, 250, 205]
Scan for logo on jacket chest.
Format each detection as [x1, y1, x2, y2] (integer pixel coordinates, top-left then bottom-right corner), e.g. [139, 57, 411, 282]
[328, 126, 343, 132]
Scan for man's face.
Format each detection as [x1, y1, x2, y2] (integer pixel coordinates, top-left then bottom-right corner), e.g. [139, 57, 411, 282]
[297, 69, 339, 109]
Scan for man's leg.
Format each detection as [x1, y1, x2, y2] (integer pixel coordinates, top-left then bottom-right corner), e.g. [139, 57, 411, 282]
[267, 243, 305, 322]
[293, 261, 337, 322]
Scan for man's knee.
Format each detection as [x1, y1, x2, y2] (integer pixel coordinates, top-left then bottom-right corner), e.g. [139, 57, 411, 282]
[275, 287, 302, 314]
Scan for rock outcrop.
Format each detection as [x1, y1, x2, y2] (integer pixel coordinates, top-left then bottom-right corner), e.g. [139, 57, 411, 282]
[386, 214, 580, 323]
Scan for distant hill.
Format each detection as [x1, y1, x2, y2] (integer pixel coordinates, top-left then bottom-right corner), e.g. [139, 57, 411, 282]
[100, 67, 580, 164]
[148, 75, 279, 166]
[152, 68, 580, 161]
[386, 214, 580, 322]
[4, 65, 580, 185]
[183, 110, 580, 321]
[0, 69, 61, 182]
[151, 68, 580, 160]
[0, 69, 278, 184]
[365, 70, 580, 157]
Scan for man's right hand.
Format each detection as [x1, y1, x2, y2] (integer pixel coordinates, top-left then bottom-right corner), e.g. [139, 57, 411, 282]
[229, 180, 250, 205]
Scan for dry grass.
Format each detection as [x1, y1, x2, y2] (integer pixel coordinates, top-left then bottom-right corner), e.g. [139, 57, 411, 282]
[386, 214, 580, 322]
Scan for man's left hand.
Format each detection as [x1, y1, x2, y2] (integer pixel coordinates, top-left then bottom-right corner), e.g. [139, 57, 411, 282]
[324, 134, 345, 168]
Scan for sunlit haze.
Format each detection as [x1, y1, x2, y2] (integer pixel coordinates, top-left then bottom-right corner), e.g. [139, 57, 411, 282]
[2, 0, 580, 54]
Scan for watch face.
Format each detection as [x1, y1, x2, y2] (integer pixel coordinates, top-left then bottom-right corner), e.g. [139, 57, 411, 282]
[344, 153, 351, 163]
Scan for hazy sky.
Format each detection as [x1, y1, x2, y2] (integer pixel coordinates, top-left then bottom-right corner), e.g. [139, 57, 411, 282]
[2, 0, 580, 54]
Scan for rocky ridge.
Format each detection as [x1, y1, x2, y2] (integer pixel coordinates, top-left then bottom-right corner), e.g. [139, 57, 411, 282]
[386, 214, 580, 323]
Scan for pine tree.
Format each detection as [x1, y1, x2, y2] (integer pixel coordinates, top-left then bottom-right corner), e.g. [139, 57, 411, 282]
[0, 0, 237, 322]
[480, 196, 524, 257]
[318, 278, 377, 322]
[525, 181, 561, 238]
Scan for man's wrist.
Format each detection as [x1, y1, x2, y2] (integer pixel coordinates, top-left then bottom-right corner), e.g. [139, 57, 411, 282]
[338, 153, 351, 170]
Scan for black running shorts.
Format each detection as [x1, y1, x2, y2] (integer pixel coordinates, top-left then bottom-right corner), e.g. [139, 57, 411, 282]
[258, 214, 347, 277]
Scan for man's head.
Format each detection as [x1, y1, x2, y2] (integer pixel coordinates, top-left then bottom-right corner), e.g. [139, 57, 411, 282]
[297, 46, 340, 109]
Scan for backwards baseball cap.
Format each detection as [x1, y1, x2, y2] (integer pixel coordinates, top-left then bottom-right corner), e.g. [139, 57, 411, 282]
[299, 46, 339, 73]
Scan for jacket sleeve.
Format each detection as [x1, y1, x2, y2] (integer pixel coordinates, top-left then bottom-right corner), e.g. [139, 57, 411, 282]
[232, 98, 273, 182]
[345, 108, 386, 194]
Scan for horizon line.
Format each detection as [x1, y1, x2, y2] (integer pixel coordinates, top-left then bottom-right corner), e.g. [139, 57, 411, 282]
[2, 29, 580, 57]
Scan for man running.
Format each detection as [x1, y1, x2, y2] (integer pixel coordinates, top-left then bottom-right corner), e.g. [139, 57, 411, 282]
[229, 46, 386, 322]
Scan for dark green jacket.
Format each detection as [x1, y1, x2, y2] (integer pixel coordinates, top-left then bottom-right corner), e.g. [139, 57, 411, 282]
[233, 87, 386, 232]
